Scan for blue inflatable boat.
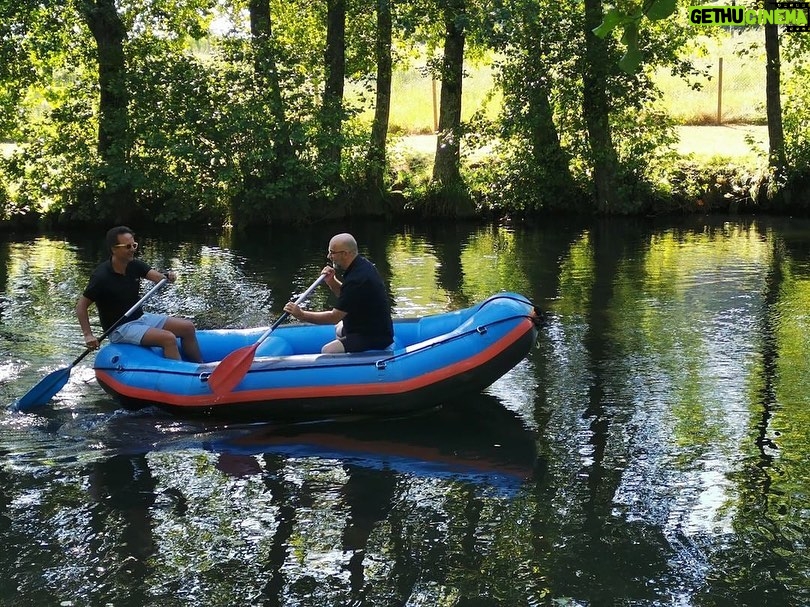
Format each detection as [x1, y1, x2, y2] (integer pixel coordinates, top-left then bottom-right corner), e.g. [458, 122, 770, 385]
[93, 292, 541, 420]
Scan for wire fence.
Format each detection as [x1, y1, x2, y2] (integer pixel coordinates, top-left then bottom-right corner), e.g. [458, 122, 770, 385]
[655, 31, 769, 125]
[657, 55, 767, 125]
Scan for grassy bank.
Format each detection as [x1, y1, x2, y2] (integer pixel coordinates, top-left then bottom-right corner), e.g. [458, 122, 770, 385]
[397, 125, 768, 160]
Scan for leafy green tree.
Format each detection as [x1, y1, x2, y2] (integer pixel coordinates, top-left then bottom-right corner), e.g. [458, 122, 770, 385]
[209, 0, 315, 226]
[475, 0, 687, 214]
[475, 0, 578, 213]
[250, 0, 294, 165]
[0, 2, 39, 140]
[432, 0, 466, 191]
[398, 0, 480, 217]
[591, 0, 810, 211]
[0, 0, 225, 224]
[592, 0, 678, 73]
[760, 0, 787, 195]
[781, 35, 810, 194]
[79, 0, 133, 220]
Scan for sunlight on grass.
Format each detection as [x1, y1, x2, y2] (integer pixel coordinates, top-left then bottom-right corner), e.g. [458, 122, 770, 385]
[373, 33, 779, 163]
[351, 62, 501, 135]
[361, 30, 773, 138]
[673, 125, 768, 165]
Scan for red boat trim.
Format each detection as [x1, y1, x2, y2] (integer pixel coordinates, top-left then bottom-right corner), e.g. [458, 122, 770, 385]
[95, 318, 535, 408]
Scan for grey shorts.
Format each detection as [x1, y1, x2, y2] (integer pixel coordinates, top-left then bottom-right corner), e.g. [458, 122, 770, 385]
[109, 313, 168, 345]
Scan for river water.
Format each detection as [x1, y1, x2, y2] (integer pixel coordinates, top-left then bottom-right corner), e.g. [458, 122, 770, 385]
[1, 216, 809, 606]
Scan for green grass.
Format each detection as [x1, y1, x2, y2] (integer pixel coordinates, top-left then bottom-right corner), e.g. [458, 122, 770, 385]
[674, 125, 768, 164]
[351, 62, 501, 135]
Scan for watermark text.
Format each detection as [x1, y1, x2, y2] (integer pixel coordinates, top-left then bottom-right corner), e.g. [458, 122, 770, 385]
[688, 3, 809, 31]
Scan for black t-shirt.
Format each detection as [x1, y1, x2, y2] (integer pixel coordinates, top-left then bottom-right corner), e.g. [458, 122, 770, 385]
[335, 255, 393, 341]
[82, 258, 151, 332]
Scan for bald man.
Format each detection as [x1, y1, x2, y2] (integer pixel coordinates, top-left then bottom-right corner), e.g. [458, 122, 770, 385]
[284, 233, 393, 353]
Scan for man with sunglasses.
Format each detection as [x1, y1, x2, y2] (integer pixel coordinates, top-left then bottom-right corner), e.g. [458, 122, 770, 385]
[283, 232, 393, 353]
[76, 226, 203, 362]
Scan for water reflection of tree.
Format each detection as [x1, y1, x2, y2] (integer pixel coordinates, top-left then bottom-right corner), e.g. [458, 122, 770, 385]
[0, 450, 22, 600]
[417, 221, 470, 307]
[535, 219, 675, 601]
[87, 454, 157, 604]
[706, 229, 810, 604]
[258, 454, 297, 605]
[339, 466, 397, 601]
[198, 395, 538, 604]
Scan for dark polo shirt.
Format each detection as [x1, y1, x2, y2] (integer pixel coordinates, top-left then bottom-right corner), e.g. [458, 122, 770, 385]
[335, 255, 393, 351]
[83, 258, 151, 332]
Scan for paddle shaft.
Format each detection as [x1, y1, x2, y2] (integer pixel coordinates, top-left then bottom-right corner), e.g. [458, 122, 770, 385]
[13, 277, 169, 412]
[253, 273, 328, 347]
[73, 277, 170, 366]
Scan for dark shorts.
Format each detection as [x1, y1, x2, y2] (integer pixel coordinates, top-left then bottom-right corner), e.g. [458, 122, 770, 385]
[342, 333, 393, 353]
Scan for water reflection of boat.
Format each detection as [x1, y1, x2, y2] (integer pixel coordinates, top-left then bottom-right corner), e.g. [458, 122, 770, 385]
[203, 393, 538, 491]
[93, 293, 541, 421]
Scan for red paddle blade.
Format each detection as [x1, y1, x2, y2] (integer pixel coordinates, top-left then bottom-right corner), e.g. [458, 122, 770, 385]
[207, 344, 259, 395]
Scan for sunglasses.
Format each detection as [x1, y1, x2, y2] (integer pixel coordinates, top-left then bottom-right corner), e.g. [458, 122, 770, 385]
[113, 242, 138, 250]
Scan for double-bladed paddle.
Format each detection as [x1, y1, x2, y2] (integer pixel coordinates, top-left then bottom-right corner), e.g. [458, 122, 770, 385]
[207, 273, 327, 396]
[13, 277, 170, 412]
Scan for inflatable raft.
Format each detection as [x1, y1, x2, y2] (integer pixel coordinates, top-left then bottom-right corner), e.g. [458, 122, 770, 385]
[93, 292, 541, 420]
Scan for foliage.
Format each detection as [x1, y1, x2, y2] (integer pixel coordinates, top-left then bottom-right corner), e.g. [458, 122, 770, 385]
[0, 0, 808, 225]
[593, 0, 678, 73]
[465, 148, 570, 216]
[388, 146, 433, 199]
[782, 63, 810, 174]
[4, 69, 102, 222]
[126, 38, 231, 223]
[468, 0, 692, 215]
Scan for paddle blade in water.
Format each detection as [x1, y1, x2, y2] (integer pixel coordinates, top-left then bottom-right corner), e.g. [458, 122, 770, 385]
[207, 345, 258, 395]
[13, 366, 72, 412]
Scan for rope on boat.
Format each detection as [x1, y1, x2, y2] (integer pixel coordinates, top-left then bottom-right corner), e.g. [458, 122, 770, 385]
[373, 293, 547, 369]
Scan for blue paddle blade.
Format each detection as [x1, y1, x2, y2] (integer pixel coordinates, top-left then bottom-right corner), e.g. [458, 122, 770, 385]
[13, 366, 72, 412]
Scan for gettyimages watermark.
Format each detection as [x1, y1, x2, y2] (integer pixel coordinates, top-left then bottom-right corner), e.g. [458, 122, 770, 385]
[688, 2, 810, 32]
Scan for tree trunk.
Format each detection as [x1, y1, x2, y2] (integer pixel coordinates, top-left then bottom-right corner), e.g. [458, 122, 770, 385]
[365, 0, 392, 198]
[764, 10, 786, 174]
[432, 0, 465, 189]
[321, 0, 345, 182]
[528, 74, 578, 207]
[79, 0, 133, 221]
[249, 0, 293, 162]
[582, 0, 619, 213]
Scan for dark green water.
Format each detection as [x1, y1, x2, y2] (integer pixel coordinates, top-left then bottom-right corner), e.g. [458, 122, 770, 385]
[1, 217, 809, 606]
